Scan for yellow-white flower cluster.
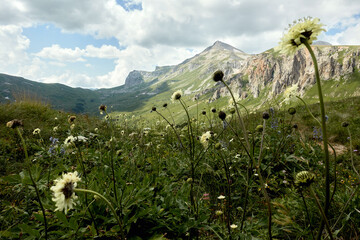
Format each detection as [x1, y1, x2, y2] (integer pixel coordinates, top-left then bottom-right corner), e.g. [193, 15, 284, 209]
[50, 171, 81, 213]
[276, 17, 325, 55]
[200, 131, 212, 148]
[281, 84, 299, 105]
[171, 90, 182, 102]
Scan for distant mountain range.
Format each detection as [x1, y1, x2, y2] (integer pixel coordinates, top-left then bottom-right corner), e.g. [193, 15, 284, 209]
[1, 41, 360, 115]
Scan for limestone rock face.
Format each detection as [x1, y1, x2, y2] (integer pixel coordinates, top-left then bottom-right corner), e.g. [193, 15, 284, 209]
[212, 46, 360, 100]
[124, 70, 144, 87]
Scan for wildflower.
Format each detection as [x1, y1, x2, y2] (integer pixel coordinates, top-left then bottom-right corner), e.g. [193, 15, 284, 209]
[262, 112, 270, 120]
[215, 210, 223, 216]
[276, 17, 325, 55]
[70, 124, 75, 130]
[256, 125, 263, 132]
[33, 128, 41, 135]
[121, 130, 125, 135]
[288, 107, 296, 115]
[211, 108, 216, 113]
[68, 116, 76, 124]
[99, 104, 107, 112]
[163, 103, 168, 108]
[64, 136, 75, 147]
[171, 90, 182, 101]
[53, 126, 59, 132]
[50, 171, 81, 214]
[213, 70, 224, 82]
[295, 171, 315, 187]
[202, 193, 210, 200]
[6, 119, 23, 128]
[105, 115, 110, 120]
[230, 224, 238, 229]
[282, 84, 299, 105]
[151, 106, 157, 112]
[217, 195, 226, 200]
[94, 128, 98, 133]
[186, 178, 193, 183]
[200, 131, 212, 148]
[215, 142, 222, 150]
[202, 110, 206, 115]
[218, 111, 226, 121]
[229, 108, 235, 114]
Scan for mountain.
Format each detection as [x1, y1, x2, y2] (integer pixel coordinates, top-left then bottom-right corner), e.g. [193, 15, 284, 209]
[1, 41, 360, 116]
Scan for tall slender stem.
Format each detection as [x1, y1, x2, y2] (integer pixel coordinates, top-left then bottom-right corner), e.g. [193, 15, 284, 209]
[17, 128, 48, 240]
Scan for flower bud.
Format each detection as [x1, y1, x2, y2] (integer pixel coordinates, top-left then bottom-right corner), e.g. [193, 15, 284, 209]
[218, 111, 226, 121]
[341, 122, 349, 128]
[262, 112, 270, 120]
[213, 70, 224, 82]
[288, 107, 296, 115]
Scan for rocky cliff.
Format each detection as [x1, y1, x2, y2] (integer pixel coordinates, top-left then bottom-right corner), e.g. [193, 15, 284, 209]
[211, 45, 360, 101]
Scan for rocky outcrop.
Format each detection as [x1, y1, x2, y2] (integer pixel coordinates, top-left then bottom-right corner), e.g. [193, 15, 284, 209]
[211, 46, 360, 101]
[124, 70, 144, 88]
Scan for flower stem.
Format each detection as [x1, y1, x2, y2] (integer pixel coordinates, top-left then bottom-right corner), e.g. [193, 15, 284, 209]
[16, 128, 48, 240]
[74, 188, 125, 239]
[309, 186, 334, 240]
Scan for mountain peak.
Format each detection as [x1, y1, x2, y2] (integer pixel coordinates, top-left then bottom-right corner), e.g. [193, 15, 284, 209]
[205, 41, 244, 53]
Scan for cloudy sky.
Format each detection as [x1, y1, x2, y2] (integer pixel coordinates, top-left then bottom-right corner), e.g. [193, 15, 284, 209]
[1, 0, 360, 88]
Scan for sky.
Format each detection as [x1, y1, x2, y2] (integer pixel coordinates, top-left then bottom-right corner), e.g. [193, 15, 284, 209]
[0, 0, 360, 89]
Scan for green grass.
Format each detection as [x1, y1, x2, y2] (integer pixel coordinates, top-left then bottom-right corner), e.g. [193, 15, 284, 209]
[1, 95, 359, 239]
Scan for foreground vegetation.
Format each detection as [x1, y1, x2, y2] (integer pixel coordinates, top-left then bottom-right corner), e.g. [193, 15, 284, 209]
[0, 91, 359, 239]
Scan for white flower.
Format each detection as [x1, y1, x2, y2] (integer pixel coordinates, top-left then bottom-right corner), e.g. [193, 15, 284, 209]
[230, 224, 238, 229]
[70, 124, 75, 130]
[217, 195, 226, 200]
[32, 128, 41, 135]
[74, 136, 88, 143]
[94, 128, 98, 133]
[215, 210, 223, 216]
[64, 136, 75, 147]
[281, 84, 299, 105]
[200, 131, 212, 148]
[171, 90, 182, 102]
[53, 126, 58, 132]
[50, 171, 81, 213]
[276, 17, 325, 55]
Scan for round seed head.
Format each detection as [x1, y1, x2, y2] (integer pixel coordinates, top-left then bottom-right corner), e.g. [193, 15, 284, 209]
[213, 70, 224, 82]
[288, 107, 296, 115]
[218, 111, 226, 121]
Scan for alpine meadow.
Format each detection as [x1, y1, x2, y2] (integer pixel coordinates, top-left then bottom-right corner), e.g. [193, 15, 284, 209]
[2, 16, 360, 240]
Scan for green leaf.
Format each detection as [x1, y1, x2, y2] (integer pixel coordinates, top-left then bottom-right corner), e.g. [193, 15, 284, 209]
[18, 224, 40, 238]
[55, 211, 70, 227]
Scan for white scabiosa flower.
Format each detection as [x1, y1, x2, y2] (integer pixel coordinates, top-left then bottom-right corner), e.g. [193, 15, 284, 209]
[276, 17, 325, 55]
[171, 90, 182, 102]
[200, 131, 212, 148]
[217, 195, 226, 200]
[281, 84, 299, 105]
[230, 224, 238, 229]
[32, 128, 41, 135]
[64, 136, 75, 147]
[50, 171, 81, 214]
[53, 126, 59, 132]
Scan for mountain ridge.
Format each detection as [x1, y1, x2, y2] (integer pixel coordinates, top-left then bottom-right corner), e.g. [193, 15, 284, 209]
[1, 41, 360, 115]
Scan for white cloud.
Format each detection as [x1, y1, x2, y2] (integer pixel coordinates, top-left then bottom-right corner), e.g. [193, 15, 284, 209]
[1, 0, 360, 88]
[35, 44, 85, 62]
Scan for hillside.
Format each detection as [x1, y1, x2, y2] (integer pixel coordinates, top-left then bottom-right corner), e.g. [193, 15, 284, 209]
[1, 41, 360, 116]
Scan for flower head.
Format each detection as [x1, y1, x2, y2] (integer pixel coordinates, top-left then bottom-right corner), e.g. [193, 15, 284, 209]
[64, 136, 75, 147]
[33, 128, 41, 135]
[230, 224, 238, 229]
[276, 17, 325, 55]
[99, 104, 107, 112]
[295, 171, 315, 188]
[6, 119, 23, 129]
[68, 116, 76, 124]
[200, 131, 212, 148]
[217, 195, 226, 200]
[50, 171, 81, 213]
[171, 90, 182, 102]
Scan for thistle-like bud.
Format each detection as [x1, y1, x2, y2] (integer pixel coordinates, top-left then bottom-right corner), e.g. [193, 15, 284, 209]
[295, 171, 315, 187]
[288, 107, 296, 115]
[211, 108, 216, 113]
[215, 142, 222, 150]
[341, 121, 349, 128]
[218, 111, 226, 121]
[256, 125, 263, 132]
[213, 70, 224, 82]
[152, 106, 157, 112]
[230, 108, 235, 114]
[262, 112, 270, 120]
[202, 110, 206, 115]
[163, 103, 168, 108]
[116, 149, 123, 156]
[293, 124, 298, 129]
[6, 119, 23, 129]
